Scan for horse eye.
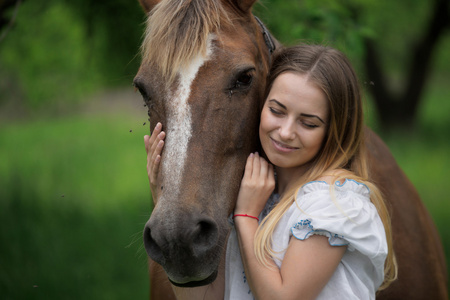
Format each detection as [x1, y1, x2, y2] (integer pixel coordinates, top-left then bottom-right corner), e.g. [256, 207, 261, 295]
[227, 68, 255, 95]
[236, 72, 253, 87]
[133, 81, 152, 103]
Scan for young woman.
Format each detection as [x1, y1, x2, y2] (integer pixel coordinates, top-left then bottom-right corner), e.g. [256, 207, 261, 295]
[146, 44, 397, 299]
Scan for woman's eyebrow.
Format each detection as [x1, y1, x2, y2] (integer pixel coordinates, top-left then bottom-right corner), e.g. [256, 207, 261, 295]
[269, 99, 325, 124]
[268, 99, 287, 110]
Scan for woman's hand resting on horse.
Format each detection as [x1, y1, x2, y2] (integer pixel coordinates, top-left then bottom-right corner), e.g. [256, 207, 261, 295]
[144, 122, 165, 197]
[234, 152, 275, 219]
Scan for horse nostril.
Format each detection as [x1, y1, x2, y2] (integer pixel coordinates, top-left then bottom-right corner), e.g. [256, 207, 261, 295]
[143, 215, 219, 263]
[143, 225, 165, 265]
[192, 218, 218, 257]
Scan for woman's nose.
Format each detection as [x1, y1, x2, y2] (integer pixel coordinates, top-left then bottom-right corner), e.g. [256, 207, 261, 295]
[279, 119, 295, 140]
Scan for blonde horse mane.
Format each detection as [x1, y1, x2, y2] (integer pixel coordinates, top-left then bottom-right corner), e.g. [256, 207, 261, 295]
[141, 0, 231, 84]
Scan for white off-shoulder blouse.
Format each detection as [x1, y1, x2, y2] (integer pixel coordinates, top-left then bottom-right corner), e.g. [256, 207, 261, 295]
[225, 179, 388, 300]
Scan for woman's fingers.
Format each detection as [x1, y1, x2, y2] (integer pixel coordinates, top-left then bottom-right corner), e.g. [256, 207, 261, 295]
[252, 152, 261, 180]
[236, 152, 275, 216]
[258, 155, 269, 178]
[150, 131, 164, 158]
[248, 152, 271, 179]
[148, 123, 163, 157]
[244, 152, 271, 179]
[151, 140, 164, 178]
[243, 153, 254, 180]
[145, 123, 165, 187]
[151, 138, 164, 164]
[149, 122, 162, 145]
[144, 135, 150, 154]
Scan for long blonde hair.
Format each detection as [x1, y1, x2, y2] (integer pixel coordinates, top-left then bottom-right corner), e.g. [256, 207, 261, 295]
[254, 44, 397, 290]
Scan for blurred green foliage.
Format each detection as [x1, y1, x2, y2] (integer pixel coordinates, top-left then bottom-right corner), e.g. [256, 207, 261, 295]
[255, 0, 449, 80]
[0, 0, 144, 111]
[1, 2, 97, 108]
[254, 0, 375, 65]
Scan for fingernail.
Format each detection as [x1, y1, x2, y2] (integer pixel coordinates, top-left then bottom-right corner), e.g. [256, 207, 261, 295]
[249, 153, 254, 157]
[156, 122, 162, 129]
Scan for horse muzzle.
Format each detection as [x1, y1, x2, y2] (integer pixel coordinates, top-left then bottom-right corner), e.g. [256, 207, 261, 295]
[143, 207, 225, 286]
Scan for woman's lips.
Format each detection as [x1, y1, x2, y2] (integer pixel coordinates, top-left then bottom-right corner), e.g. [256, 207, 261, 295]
[270, 138, 299, 153]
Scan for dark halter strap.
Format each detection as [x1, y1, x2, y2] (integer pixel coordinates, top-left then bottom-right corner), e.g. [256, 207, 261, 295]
[254, 15, 276, 55]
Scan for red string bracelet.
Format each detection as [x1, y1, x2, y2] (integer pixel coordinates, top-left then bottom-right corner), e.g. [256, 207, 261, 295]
[232, 214, 259, 222]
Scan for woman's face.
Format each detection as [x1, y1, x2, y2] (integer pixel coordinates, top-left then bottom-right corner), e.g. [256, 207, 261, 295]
[259, 72, 329, 170]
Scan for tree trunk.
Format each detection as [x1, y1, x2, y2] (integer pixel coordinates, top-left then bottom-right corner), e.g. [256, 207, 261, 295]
[0, 0, 23, 43]
[363, 0, 449, 132]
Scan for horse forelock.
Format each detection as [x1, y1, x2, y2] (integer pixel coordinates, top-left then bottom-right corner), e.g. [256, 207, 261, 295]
[141, 0, 231, 84]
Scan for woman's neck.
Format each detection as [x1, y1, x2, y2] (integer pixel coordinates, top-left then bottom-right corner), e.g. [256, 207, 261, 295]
[275, 163, 311, 195]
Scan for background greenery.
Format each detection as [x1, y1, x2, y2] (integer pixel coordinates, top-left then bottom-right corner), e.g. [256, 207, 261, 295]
[0, 0, 449, 298]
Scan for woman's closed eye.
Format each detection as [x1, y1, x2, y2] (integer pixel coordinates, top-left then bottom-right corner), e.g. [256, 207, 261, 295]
[302, 122, 319, 129]
[269, 107, 283, 115]
[269, 107, 320, 128]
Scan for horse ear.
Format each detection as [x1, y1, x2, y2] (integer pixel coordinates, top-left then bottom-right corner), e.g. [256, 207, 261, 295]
[138, 0, 160, 13]
[231, 0, 258, 14]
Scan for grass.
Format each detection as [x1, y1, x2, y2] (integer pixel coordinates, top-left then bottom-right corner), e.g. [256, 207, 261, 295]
[0, 102, 153, 299]
[0, 79, 449, 298]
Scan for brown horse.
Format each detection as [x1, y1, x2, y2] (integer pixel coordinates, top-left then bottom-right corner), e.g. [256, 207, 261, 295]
[133, 0, 448, 299]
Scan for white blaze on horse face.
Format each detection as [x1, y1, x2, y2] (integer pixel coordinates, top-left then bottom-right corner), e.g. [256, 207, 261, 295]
[161, 36, 215, 200]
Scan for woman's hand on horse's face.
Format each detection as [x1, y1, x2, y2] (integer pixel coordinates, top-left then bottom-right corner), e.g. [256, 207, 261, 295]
[235, 152, 275, 217]
[144, 122, 165, 196]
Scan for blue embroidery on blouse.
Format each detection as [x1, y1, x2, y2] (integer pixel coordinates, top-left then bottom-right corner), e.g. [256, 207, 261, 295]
[291, 219, 349, 247]
[242, 270, 252, 295]
[301, 179, 370, 194]
[297, 219, 312, 227]
[335, 179, 370, 194]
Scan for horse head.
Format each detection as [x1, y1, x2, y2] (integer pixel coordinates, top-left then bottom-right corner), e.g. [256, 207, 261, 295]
[134, 0, 276, 287]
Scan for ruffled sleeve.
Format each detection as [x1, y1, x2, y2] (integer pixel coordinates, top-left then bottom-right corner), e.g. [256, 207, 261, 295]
[288, 180, 387, 260]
